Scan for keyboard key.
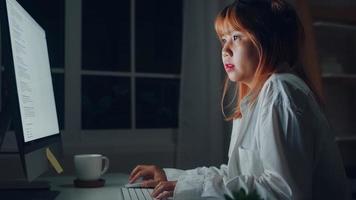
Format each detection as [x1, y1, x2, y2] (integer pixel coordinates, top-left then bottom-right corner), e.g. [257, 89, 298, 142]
[142, 188, 153, 200]
[135, 188, 146, 200]
[122, 187, 155, 200]
[122, 188, 131, 200]
[129, 188, 139, 200]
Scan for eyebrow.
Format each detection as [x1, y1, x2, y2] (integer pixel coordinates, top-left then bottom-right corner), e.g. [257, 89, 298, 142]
[230, 30, 243, 35]
[221, 31, 244, 37]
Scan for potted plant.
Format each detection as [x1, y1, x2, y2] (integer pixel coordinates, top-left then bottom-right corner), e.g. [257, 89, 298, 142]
[224, 188, 263, 200]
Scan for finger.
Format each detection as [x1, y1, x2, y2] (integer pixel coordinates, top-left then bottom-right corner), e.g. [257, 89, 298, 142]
[130, 165, 150, 180]
[151, 182, 164, 197]
[141, 180, 159, 188]
[129, 165, 142, 181]
[129, 169, 152, 183]
[156, 191, 174, 200]
[129, 172, 141, 183]
[152, 182, 170, 197]
[130, 170, 150, 183]
[153, 181, 174, 194]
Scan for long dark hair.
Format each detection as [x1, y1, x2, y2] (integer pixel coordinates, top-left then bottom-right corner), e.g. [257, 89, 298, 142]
[215, 0, 320, 120]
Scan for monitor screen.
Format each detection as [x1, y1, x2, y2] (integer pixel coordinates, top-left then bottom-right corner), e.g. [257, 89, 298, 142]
[6, 0, 59, 142]
[0, 0, 63, 183]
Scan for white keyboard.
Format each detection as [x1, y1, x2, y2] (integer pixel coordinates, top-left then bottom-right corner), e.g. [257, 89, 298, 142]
[121, 187, 154, 200]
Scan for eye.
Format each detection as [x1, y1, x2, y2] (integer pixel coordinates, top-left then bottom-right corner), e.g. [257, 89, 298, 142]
[233, 35, 241, 41]
[221, 38, 227, 44]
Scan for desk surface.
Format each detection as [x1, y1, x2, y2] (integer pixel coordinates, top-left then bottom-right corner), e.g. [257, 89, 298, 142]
[43, 173, 129, 200]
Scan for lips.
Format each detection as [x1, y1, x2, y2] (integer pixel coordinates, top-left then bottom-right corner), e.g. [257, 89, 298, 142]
[224, 64, 235, 72]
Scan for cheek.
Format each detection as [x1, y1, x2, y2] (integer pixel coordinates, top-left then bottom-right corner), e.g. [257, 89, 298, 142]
[232, 49, 243, 64]
[232, 49, 249, 69]
[247, 43, 259, 63]
[245, 46, 259, 71]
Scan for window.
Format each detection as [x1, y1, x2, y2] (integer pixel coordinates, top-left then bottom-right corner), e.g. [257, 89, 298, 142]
[81, 0, 182, 130]
[10, 0, 179, 168]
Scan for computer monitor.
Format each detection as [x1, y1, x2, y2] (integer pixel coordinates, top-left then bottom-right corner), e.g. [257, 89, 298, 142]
[0, 0, 63, 184]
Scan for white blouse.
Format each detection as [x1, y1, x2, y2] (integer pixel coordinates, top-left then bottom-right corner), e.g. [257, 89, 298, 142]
[165, 73, 350, 200]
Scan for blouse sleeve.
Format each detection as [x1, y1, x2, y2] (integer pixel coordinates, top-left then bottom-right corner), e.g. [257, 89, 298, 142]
[173, 165, 230, 200]
[253, 99, 313, 199]
[173, 99, 313, 200]
[226, 99, 313, 199]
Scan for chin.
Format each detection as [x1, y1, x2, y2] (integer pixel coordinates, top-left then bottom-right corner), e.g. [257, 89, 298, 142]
[227, 75, 237, 82]
[227, 72, 242, 82]
[226, 70, 241, 82]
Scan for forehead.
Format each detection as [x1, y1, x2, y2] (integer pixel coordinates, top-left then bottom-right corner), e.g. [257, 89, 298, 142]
[216, 16, 244, 37]
[221, 29, 244, 37]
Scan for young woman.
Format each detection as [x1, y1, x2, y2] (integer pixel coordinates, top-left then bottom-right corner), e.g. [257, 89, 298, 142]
[128, 0, 350, 199]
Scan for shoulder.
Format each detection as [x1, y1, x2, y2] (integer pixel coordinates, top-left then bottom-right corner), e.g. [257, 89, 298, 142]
[257, 73, 314, 110]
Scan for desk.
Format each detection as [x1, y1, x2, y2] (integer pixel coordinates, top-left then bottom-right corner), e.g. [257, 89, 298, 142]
[43, 173, 129, 200]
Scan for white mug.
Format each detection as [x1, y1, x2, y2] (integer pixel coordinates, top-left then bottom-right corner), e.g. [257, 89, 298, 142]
[74, 154, 109, 181]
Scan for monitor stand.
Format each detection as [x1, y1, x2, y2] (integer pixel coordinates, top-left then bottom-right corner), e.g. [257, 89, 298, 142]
[0, 128, 58, 191]
[0, 179, 50, 190]
[0, 149, 51, 190]
[0, 181, 58, 200]
[0, 102, 12, 149]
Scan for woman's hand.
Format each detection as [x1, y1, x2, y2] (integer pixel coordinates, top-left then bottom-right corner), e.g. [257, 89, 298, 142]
[151, 181, 177, 199]
[128, 165, 167, 188]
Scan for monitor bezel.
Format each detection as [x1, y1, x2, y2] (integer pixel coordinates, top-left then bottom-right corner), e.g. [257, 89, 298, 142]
[0, 0, 61, 154]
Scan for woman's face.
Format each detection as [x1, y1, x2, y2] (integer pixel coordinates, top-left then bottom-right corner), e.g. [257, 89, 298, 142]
[221, 30, 259, 87]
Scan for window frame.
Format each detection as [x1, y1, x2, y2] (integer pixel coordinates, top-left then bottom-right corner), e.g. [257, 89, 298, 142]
[63, 0, 178, 154]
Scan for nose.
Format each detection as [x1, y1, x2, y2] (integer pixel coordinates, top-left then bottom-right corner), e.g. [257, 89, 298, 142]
[222, 43, 233, 58]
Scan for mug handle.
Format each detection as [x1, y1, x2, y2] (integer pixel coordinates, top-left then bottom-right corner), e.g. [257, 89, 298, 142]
[101, 156, 110, 176]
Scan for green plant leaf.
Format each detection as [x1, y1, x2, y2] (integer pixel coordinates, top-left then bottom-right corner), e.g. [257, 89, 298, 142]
[224, 188, 263, 200]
